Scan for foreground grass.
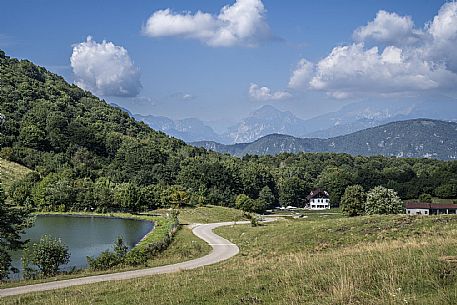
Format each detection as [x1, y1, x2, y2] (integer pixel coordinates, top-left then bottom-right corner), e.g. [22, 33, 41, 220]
[4, 214, 457, 304]
[0, 158, 31, 193]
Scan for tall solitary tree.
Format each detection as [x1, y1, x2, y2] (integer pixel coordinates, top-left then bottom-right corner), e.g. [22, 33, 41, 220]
[340, 185, 366, 217]
[0, 182, 33, 280]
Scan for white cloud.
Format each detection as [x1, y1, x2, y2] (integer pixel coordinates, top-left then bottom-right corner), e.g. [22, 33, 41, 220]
[287, 3, 457, 99]
[249, 84, 292, 101]
[288, 59, 314, 90]
[143, 0, 271, 47]
[353, 10, 422, 46]
[70, 36, 142, 97]
[424, 2, 457, 73]
[308, 43, 456, 98]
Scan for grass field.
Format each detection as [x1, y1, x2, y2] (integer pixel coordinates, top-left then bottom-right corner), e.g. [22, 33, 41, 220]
[158, 205, 247, 224]
[4, 214, 457, 304]
[0, 158, 31, 194]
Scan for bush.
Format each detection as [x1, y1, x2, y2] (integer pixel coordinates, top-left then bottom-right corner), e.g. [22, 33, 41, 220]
[87, 236, 128, 271]
[22, 235, 70, 278]
[365, 186, 403, 215]
[87, 250, 122, 271]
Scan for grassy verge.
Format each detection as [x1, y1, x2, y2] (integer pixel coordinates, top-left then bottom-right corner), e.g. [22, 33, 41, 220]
[5, 215, 457, 304]
[157, 205, 246, 224]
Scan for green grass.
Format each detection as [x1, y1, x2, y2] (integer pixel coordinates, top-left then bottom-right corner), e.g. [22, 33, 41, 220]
[0, 158, 31, 193]
[4, 214, 457, 304]
[159, 205, 246, 224]
[144, 226, 211, 268]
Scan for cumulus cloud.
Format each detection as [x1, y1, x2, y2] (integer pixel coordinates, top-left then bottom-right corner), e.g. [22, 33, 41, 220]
[288, 2, 457, 99]
[70, 36, 142, 97]
[143, 0, 271, 47]
[424, 2, 457, 73]
[353, 10, 422, 46]
[249, 84, 292, 101]
[288, 59, 314, 90]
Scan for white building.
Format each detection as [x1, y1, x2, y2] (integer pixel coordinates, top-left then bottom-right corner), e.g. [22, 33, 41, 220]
[306, 189, 330, 210]
[405, 202, 457, 215]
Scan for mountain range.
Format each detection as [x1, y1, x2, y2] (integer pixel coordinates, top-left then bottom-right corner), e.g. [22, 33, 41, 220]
[192, 119, 457, 160]
[133, 98, 457, 144]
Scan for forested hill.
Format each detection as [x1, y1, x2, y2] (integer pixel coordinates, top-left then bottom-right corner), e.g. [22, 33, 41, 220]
[1, 50, 457, 213]
[193, 119, 457, 160]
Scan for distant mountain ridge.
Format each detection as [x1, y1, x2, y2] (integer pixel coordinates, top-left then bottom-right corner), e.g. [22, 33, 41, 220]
[133, 114, 222, 143]
[303, 99, 457, 138]
[192, 119, 457, 160]
[224, 105, 307, 143]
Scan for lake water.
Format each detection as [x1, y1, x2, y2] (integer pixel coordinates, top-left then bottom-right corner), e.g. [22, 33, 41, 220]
[10, 215, 154, 278]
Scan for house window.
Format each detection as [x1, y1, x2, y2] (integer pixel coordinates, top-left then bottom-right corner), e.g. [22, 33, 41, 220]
[425, 211, 428, 214]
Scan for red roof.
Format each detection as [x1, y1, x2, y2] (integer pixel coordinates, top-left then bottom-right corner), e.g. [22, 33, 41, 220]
[405, 202, 431, 209]
[405, 202, 457, 209]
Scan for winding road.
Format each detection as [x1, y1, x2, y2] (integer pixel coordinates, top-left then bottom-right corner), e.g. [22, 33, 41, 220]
[0, 220, 263, 298]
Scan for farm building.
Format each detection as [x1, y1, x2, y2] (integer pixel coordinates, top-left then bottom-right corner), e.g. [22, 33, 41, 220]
[405, 202, 457, 215]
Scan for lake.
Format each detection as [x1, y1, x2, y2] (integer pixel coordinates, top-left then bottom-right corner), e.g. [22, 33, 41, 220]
[10, 214, 154, 278]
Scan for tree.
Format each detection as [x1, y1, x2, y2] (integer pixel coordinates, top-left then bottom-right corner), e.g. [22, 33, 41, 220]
[317, 166, 354, 206]
[258, 186, 276, 208]
[419, 193, 433, 203]
[365, 186, 403, 215]
[22, 235, 70, 277]
[114, 183, 140, 212]
[435, 183, 457, 199]
[114, 236, 128, 258]
[279, 177, 307, 207]
[235, 194, 255, 212]
[0, 182, 33, 280]
[340, 185, 366, 217]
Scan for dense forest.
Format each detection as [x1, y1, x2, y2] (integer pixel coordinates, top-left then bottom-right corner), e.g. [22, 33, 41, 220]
[1, 50, 457, 213]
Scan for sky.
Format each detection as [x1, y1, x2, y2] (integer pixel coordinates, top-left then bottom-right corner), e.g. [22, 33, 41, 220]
[1, 0, 455, 130]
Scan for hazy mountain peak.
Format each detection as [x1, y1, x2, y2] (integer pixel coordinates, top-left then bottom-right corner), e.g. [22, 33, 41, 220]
[225, 105, 307, 143]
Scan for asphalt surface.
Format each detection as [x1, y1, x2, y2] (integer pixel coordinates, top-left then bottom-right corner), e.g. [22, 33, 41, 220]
[0, 220, 254, 298]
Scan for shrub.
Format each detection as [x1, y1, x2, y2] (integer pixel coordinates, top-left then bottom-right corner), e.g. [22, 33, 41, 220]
[87, 236, 128, 271]
[22, 235, 70, 278]
[87, 250, 122, 271]
[365, 186, 403, 215]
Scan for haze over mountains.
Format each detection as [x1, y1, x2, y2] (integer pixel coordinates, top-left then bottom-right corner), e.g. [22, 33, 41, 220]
[133, 98, 457, 145]
[193, 119, 457, 160]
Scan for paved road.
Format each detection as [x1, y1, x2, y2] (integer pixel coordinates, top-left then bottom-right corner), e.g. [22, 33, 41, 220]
[0, 220, 259, 298]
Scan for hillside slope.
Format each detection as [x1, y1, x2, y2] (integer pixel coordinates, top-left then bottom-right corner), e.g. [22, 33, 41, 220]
[193, 119, 457, 160]
[0, 158, 31, 192]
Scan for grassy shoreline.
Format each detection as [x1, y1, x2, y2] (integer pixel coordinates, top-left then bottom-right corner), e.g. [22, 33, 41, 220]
[0, 211, 176, 289]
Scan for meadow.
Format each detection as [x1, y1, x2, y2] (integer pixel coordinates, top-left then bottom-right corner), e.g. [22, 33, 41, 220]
[3, 212, 457, 304]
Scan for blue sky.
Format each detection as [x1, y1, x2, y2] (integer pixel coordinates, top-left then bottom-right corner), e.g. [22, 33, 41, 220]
[1, 0, 454, 129]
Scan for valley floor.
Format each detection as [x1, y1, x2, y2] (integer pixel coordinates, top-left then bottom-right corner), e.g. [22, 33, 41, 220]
[3, 212, 457, 304]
